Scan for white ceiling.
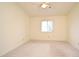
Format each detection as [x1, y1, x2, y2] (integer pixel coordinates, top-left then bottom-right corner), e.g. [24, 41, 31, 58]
[18, 2, 77, 16]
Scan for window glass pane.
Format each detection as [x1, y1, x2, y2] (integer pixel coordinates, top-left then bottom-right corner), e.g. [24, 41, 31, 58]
[41, 21, 48, 32]
[42, 21, 47, 27]
[47, 21, 53, 32]
[41, 20, 53, 32]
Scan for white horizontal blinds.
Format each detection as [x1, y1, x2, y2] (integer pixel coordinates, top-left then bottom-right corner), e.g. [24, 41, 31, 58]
[41, 20, 53, 32]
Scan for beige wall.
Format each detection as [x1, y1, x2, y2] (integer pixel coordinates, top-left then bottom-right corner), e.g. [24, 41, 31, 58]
[30, 16, 67, 41]
[0, 3, 30, 56]
[68, 4, 79, 50]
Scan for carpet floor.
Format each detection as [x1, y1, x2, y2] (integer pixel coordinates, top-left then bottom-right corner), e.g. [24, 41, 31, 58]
[3, 40, 79, 57]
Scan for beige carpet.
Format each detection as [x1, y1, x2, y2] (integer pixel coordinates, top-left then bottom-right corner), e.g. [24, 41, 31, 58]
[3, 40, 79, 57]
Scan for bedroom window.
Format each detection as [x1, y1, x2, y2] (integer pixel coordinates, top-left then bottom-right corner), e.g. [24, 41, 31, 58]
[41, 20, 53, 32]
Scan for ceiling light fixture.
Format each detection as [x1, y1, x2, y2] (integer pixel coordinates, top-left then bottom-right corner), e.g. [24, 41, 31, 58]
[40, 2, 51, 8]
